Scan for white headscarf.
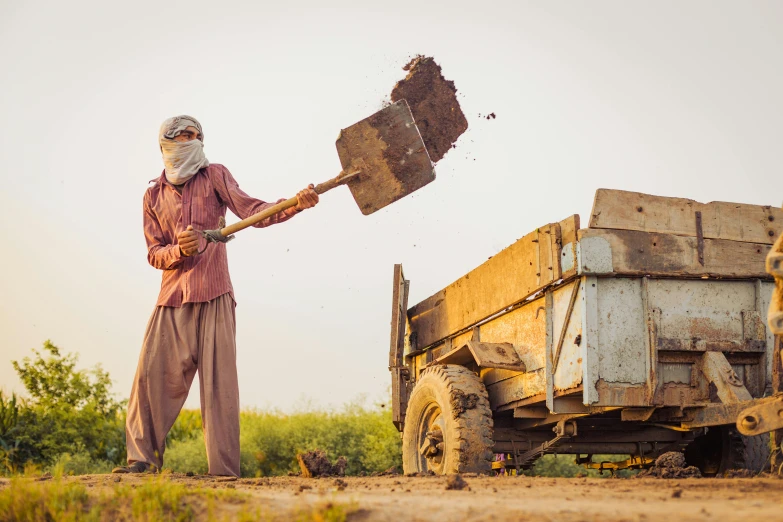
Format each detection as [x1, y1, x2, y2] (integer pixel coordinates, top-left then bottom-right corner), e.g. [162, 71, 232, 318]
[159, 115, 209, 185]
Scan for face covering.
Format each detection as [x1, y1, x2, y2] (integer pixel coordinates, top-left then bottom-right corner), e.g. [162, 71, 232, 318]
[158, 115, 210, 186]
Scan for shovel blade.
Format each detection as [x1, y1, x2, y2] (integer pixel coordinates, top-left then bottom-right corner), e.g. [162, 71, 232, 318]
[336, 100, 435, 215]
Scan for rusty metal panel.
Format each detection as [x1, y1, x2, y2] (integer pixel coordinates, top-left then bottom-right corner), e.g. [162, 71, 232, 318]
[597, 279, 649, 382]
[661, 363, 692, 384]
[648, 279, 756, 342]
[467, 341, 525, 370]
[582, 278, 650, 406]
[434, 341, 526, 371]
[582, 276, 601, 405]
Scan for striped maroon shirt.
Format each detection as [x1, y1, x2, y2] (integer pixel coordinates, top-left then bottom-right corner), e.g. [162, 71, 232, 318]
[144, 163, 294, 307]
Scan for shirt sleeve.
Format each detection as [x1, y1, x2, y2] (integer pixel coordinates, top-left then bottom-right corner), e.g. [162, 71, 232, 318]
[210, 165, 296, 228]
[144, 192, 184, 270]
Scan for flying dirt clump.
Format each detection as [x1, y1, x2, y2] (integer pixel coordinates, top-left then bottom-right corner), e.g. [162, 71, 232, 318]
[391, 56, 468, 163]
[635, 452, 702, 479]
[445, 474, 470, 490]
[296, 449, 347, 478]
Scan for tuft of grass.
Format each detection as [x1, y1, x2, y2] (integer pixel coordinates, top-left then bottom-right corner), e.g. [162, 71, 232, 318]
[0, 475, 253, 522]
[295, 501, 356, 522]
[0, 476, 92, 521]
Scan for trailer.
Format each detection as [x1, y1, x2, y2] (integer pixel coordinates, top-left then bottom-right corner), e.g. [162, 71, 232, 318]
[389, 189, 783, 476]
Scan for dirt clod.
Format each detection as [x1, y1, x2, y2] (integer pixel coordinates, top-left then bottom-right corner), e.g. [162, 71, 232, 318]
[333, 478, 348, 491]
[672, 489, 683, 498]
[391, 56, 467, 163]
[446, 474, 469, 490]
[450, 389, 479, 418]
[371, 466, 400, 477]
[723, 469, 755, 478]
[636, 452, 702, 479]
[297, 449, 347, 478]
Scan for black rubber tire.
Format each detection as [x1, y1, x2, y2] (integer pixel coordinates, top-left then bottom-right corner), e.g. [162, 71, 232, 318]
[685, 425, 770, 476]
[402, 365, 493, 475]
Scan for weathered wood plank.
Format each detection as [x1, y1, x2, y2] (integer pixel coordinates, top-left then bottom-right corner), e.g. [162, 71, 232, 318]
[589, 189, 782, 245]
[579, 228, 773, 279]
[408, 215, 579, 350]
[389, 264, 410, 429]
[486, 369, 547, 409]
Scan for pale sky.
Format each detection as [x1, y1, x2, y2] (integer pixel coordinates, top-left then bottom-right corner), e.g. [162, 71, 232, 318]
[1, 0, 781, 411]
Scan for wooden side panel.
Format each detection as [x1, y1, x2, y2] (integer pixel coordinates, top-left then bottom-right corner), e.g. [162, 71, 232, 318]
[589, 189, 782, 244]
[578, 228, 773, 279]
[389, 264, 410, 430]
[486, 369, 547, 409]
[409, 215, 579, 349]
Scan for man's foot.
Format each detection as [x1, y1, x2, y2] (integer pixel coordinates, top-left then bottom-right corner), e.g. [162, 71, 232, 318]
[112, 461, 151, 474]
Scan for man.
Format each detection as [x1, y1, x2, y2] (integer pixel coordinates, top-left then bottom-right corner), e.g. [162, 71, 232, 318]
[112, 115, 318, 476]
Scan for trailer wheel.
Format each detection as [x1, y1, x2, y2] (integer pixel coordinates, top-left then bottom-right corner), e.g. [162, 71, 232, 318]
[402, 365, 493, 475]
[685, 426, 770, 476]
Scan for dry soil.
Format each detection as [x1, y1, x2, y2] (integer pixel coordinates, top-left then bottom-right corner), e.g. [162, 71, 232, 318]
[390, 56, 468, 163]
[5, 473, 782, 521]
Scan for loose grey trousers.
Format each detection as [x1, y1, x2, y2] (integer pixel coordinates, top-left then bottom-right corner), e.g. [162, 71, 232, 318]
[125, 293, 240, 476]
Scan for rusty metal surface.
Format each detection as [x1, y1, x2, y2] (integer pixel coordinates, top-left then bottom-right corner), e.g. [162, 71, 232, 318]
[621, 407, 657, 422]
[336, 100, 434, 215]
[433, 341, 526, 371]
[584, 278, 649, 406]
[467, 341, 526, 371]
[699, 351, 753, 403]
[736, 394, 783, 436]
[681, 394, 783, 429]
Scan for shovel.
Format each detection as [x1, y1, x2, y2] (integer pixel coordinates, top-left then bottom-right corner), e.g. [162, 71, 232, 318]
[198, 100, 435, 246]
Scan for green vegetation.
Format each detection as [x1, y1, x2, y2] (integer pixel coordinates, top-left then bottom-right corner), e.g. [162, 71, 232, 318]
[0, 473, 261, 521]
[164, 403, 401, 477]
[2, 341, 627, 481]
[1, 342, 125, 474]
[2, 342, 401, 478]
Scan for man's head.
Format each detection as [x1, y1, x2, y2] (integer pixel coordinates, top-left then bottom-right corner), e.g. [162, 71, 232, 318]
[172, 126, 202, 142]
[159, 115, 209, 185]
[159, 115, 204, 145]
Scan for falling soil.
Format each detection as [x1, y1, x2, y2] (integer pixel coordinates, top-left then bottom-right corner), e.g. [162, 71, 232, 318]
[391, 56, 468, 163]
[636, 452, 702, 479]
[296, 449, 347, 478]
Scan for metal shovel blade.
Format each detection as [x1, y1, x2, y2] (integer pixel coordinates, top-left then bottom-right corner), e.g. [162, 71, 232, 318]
[335, 100, 435, 215]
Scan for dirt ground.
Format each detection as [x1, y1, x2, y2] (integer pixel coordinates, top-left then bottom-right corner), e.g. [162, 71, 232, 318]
[5, 473, 783, 521]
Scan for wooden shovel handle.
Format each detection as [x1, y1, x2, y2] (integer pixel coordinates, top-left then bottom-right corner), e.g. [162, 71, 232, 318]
[218, 170, 359, 237]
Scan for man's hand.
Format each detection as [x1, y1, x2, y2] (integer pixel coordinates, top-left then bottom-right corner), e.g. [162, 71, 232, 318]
[178, 225, 199, 257]
[294, 184, 319, 212]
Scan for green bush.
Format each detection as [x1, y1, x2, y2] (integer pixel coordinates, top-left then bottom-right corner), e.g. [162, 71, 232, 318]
[163, 402, 402, 477]
[49, 450, 114, 476]
[163, 438, 209, 476]
[2, 341, 126, 473]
